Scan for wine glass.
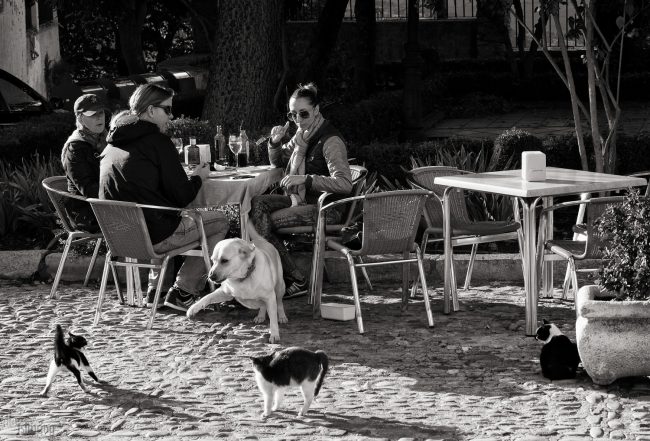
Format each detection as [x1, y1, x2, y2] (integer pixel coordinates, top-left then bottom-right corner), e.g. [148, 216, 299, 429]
[228, 135, 242, 170]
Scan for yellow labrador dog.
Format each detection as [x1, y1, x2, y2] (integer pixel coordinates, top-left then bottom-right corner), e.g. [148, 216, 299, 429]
[187, 224, 287, 343]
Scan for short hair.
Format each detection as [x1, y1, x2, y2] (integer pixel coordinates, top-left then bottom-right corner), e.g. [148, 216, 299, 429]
[128, 84, 174, 115]
[290, 82, 320, 106]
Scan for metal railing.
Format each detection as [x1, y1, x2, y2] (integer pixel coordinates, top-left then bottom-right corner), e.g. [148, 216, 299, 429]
[288, 0, 586, 49]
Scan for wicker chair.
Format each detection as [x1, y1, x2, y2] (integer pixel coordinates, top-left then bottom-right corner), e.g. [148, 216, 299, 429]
[311, 189, 434, 334]
[87, 198, 212, 329]
[42, 176, 104, 299]
[276, 165, 372, 295]
[407, 166, 523, 297]
[537, 196, 625, 299]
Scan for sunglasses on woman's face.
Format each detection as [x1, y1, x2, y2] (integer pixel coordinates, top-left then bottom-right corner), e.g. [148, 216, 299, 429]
[286, 109, 311, 121]
[153, 105, 173, 116]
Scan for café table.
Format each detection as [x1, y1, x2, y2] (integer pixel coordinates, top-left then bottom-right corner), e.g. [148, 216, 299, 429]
[125, 165, 283, 305]
[434, 167, 646, 336]
[190, 165, 283, 240]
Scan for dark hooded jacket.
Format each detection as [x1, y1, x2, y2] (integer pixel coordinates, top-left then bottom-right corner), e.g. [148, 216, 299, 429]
[99, 117, 202, 244]
[60, 129, 106, 233]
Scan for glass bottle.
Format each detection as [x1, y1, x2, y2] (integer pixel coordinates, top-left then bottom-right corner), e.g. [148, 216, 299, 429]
[185, 136, 200, 167]
[239, 129, 249, 167]
[214, 125, 227, 165]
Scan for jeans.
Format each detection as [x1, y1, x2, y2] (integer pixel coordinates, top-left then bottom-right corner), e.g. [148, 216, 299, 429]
[250, 194, 341, 282]
[152, 210, 228, 296]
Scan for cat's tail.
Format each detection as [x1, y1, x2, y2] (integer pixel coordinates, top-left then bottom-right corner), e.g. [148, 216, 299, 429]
[314, 350, 329, 397]
[54, 324, 65, 363]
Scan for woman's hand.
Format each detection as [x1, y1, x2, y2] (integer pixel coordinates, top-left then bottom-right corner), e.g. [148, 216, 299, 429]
[270, 121, 290, 144]
[281, 174, 307, 191]
[191, 163, 210, 180]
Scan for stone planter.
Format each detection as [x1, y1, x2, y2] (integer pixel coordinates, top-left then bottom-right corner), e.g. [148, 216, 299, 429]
[575, 285, 650, 385]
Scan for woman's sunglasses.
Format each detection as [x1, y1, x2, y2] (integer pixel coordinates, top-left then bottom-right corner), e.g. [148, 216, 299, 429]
[153, 105, 173, 115]
[286, 109, 311, 121]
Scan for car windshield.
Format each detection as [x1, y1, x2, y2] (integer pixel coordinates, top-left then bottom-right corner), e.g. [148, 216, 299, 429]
[0, 78, 43, 111]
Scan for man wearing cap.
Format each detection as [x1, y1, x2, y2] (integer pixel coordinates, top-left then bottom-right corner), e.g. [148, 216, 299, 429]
[60, 93, 110, 233]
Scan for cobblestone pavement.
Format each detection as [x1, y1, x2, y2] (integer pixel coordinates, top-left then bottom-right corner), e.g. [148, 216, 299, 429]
[1, 279, 649, 441]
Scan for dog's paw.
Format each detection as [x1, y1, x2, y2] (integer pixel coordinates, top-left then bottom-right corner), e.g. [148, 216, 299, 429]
[186, 305, 200, 319]
[261, 412, 270, 420]
[278, 312, 288, 324]
[269, 334, 281, 344]
[253, 313, 266, 324]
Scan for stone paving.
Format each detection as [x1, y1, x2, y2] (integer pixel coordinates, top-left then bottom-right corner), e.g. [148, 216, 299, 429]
[1, 279, 649, 441]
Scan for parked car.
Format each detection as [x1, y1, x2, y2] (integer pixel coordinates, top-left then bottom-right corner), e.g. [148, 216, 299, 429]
[0, 69, 53, 124]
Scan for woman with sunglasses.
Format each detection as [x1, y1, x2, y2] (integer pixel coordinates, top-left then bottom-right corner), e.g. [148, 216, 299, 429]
[250, 83, 352, 299]
[60, 93, 110, 233]
[99, 84, 229, 312]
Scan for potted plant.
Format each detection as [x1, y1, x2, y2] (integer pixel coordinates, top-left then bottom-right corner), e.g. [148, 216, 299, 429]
[575, 189, 650, 385]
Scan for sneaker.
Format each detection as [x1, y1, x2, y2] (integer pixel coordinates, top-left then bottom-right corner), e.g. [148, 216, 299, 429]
[164, 286, 196, 312]
[284, 279, 308, 299]
[146, 287, 165, 308]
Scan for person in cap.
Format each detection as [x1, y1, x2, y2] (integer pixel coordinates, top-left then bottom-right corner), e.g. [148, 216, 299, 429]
[60, 93, 110, 233]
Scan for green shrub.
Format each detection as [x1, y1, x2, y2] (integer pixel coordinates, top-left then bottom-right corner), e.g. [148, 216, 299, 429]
[0, 112, 75, 162]
[0, 154, 63, 245]
[493, 128, 544, 169]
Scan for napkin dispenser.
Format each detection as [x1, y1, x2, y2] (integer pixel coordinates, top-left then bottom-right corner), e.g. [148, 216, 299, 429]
[197, 144, 211, 164]
[522, 151, 546, 181]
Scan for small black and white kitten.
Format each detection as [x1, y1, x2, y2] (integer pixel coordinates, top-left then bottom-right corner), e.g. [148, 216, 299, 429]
[535, 319, 581, 380]
[41, 324, 100, 396]
[251, 347, 329, 417]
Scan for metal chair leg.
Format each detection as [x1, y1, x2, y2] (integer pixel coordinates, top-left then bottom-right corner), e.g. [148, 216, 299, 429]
[49, 233, 76, 299]
[401, 251, 409, 309]
[110, 263, 124, 304]
[94, 252, 112, 325]
[410, 232, 429, 298]
[416, 245, 434, 327]
[84, 238, 102, 287]
[148, 258, 169, 330]
[463, 243, 478, 290]
[345, 253, 364, 334]
[357, 257, 373, 291]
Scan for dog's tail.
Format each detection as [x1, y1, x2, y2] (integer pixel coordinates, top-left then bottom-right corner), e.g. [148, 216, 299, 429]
[246, 220, 264, 243]
[314, 350, 329, 396]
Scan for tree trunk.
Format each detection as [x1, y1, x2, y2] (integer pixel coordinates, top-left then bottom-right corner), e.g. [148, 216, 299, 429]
[296, 0, 349, 86]
[202, 0, 284, 137]
[553, 13, 590, 172]
[353, 0, 376, 99]
[583, 3, 604, 173]
[117, 0, 148, 74]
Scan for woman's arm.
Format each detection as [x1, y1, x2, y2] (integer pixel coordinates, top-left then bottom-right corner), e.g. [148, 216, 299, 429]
[157, 136, 202, 207]
[308, 136, 352, 195]
[268, 137, 295, 168]
[62, 141, 100, 198]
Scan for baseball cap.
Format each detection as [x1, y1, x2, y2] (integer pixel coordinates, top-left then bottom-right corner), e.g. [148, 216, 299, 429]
[74, 94, 107, 116]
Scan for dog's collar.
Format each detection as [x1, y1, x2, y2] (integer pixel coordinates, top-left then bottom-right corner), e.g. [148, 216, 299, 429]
[239, 257, 256, 281]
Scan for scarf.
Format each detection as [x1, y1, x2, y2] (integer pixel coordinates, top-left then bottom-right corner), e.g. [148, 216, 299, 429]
[62, 127, 107, 163]
[287, 113, 324, 206]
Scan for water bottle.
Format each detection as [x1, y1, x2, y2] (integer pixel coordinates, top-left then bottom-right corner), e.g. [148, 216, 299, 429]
[214, 125, 227, 165]
[185, 136, 200, 167]
[239, 129, 249, 167]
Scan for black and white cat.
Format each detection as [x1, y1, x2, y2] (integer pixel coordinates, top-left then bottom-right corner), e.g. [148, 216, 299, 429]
[41, 324, 101, 396]
[251, 347, 329, 418]
[535, 319, 581, 380]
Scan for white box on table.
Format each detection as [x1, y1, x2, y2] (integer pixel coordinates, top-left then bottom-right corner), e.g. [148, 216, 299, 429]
[522, 151, 546, 181]
[320, 303, 355, 321]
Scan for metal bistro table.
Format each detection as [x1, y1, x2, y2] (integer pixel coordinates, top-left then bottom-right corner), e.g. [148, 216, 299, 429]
[434, 167, 646, 336]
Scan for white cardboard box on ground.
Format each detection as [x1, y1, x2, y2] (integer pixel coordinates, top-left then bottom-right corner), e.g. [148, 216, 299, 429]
[320, 303, 355, 321]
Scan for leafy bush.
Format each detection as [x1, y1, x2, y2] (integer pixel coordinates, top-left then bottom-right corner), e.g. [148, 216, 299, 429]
[493, 128, 544, 169]
[443, 93, 513, 118]
[596, 189, 650, 300]
[0, 112, 75, 162]
[0, 154, 63, 247]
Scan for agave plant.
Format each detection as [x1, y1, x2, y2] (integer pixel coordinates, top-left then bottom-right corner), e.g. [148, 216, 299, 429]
[407, 144, 517, 222]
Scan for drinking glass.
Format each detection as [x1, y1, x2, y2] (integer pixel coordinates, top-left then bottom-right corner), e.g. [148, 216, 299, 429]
[171, 137, 183, 155]
[228, 135, 242, 170]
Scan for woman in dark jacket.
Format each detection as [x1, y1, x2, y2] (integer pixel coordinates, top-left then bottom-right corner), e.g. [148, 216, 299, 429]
[250, 83, 352, 298]
[99, 84, 228, 311]
[60, 94, 109, 233]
